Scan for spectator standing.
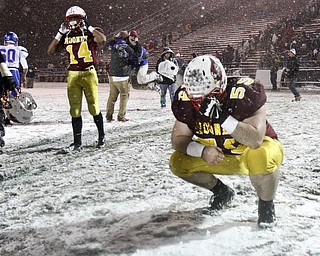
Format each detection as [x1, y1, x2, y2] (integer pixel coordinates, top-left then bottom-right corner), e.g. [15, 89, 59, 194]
[161, 33, 167, 47]
[286, 49, 301, 101]
[156, 47, 179, 108]
[170, 55, 283, 228]
[270, 54, 280, 90]
[175, 52, 186, 88]
[106, 31, 133, 122]
[26, 65, 36, 88]
[47, 6, 106, 150]
[168, 32, 173, 45]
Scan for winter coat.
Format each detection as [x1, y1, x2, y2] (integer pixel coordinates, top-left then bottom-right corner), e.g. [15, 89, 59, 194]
[287, 56, 299, 78]
[108, 38, 134, 77]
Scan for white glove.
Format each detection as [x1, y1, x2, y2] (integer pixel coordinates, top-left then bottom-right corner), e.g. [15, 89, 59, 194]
[59, 22, 69, 35]
[55, 22, 69, 41]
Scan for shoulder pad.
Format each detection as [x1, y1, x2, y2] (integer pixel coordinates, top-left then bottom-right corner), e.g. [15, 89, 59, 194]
[18, 46, 29, 58]
[236, 77, 255, 86]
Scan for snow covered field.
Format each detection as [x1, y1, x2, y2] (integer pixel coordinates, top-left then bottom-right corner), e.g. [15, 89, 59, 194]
[0, 82, 320, 256]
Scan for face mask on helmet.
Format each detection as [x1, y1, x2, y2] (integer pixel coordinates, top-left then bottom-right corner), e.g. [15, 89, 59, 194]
[4, 32, 19, 46]
[183, 55, 227, 104]
[65, 6, 86, 31]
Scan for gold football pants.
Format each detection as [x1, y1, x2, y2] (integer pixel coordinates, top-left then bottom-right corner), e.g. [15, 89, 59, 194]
[170, 136, 284, 177]
[67, 67, 101, 118]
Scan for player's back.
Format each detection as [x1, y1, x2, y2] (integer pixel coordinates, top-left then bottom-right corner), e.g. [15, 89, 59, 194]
[0, 44, 22, 69]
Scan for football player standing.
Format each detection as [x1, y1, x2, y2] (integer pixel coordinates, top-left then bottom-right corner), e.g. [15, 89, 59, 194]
[0, 53, 16, 147]
[170, 55, 284, 228]
[0, 32, 29, 124]
[47, 6, 106, 150]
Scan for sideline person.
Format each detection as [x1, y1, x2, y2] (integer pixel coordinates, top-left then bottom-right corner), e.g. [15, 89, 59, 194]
[47, 6, 106, 150]
[156, 47, 179, 108]
[170, 55, 283, 228]
[106, 31, 133, 122]
[286, 49, 300, 101]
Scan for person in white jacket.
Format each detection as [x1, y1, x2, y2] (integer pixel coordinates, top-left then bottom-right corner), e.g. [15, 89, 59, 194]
[156, 47, 179, 108]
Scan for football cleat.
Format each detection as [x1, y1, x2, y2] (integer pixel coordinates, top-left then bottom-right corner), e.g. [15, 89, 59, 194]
[257, 199, 276, 229]
[208, 185, 235, 211]
[96, 136, 105, 148]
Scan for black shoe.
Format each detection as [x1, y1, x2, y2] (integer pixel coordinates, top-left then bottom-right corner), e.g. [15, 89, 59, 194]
[208, 180, 235, 211]
[0, 136, 5, 147]
[292, 96, 301, 102]
[96, 136, 105, 148]
[258, 199, 276, 228]
[209, 185, 234, 211]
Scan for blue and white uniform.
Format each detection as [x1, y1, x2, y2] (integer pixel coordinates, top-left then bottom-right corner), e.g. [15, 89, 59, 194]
[0, 32, 29, 97]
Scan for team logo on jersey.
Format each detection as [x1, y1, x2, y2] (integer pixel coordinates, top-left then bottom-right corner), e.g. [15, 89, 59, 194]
[64, 35, 88, 44]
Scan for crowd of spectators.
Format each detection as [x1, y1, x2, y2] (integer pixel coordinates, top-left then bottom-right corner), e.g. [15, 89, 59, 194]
[258, 0, 320, 69]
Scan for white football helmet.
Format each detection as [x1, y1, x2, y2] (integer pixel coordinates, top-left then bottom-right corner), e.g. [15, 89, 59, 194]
[183, 55, 227, 101]
[65, 6, 87, 31]
[7, 92, 37, 123]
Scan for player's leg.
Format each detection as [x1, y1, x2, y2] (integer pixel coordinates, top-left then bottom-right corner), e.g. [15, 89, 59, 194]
[83, 69, 105, 147]
[245, 137, 283, 227]
[170, 152, 241, 211]
[67, 71, 83, 150]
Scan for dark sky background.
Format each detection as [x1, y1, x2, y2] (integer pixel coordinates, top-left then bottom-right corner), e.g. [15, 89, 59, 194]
[0, 0, 312, 68]
[0, 0, 180, 67]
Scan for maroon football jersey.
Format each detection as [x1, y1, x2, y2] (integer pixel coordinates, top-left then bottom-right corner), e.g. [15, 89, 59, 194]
[61, 30, 98, 71]
[172, 76, 278, 155]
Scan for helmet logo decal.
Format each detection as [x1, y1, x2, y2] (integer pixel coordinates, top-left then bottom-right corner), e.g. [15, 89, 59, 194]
[184, 55, 227, 101]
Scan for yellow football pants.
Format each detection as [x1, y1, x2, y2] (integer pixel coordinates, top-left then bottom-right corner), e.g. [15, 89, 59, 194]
[67, 67, 101, 118]
[170, 136, 284, 177]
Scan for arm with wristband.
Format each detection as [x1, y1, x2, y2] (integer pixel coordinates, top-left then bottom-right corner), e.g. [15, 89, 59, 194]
[172, 120, 224, 165]
[47, 22, 67, 55]
[214, 103, 266, 149]
[208, 96, 265, 149]
[84, 19, 106, 45]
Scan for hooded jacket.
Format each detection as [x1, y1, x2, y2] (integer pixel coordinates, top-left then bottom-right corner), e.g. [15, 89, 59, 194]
[156, 47, 179, 84]
[108, 38, 134, 77]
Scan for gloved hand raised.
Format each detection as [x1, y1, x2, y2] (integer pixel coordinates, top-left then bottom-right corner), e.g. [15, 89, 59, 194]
[84, 18, 95, 33]
[58, 22, 69, 35]
[55, 22, 69, 41]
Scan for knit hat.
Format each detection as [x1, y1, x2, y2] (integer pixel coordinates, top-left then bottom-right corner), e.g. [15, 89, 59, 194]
[161, 47, 174, 55]
[129, 30, 138, 37]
